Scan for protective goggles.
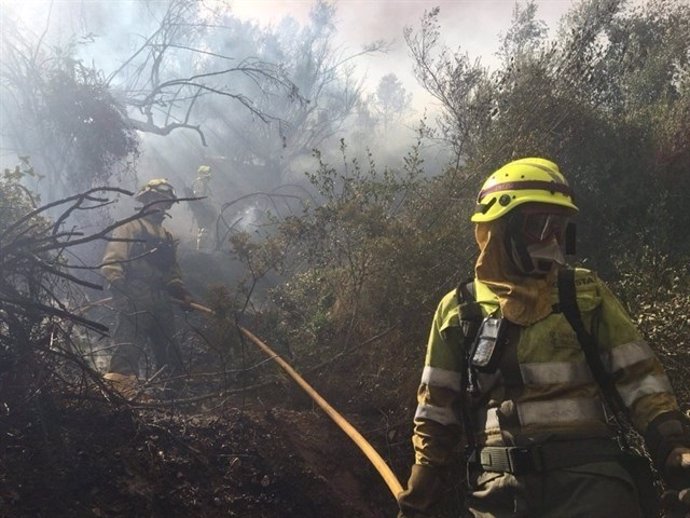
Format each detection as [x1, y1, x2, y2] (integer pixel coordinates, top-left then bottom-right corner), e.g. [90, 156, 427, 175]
[518, 210, 569, 244]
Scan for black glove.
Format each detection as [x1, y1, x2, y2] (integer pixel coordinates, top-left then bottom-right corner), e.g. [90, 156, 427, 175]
[167, 284, 195, 311]
[397, 464, 442, 518]
[109, 277, 128, 296]
[663, 448, 690, 517]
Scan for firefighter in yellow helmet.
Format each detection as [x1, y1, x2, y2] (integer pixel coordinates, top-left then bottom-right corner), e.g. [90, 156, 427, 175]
[191, 165, 215, 250]
[397, 158, 690, 517]
[101, 179, 195, 399]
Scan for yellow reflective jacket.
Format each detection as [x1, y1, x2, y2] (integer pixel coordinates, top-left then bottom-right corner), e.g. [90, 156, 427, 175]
[412, 268, 683, 467]
[101, 217, 185, 297]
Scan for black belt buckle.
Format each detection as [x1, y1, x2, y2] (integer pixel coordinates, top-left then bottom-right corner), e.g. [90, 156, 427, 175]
[479, 446, 543, 475]
[479, 447, 509, 472]
[508, 446, 542, 474]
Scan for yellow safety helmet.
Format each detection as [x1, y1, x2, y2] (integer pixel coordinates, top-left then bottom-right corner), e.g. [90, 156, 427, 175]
[471, 158, 578, 222]
[196, 165, 211, 177]
[134, 178, 176, 202]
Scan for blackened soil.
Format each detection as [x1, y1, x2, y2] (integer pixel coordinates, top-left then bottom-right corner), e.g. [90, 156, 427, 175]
[0, 394, 399, 518]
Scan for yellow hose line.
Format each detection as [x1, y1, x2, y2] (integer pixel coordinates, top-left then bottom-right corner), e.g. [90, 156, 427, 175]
[190, 302, 404, 499]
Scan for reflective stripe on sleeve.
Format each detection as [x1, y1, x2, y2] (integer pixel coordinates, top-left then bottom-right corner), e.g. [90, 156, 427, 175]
[618, 374, 673, 407]
[517, 398, 605, 426]
[414, 402, 460, 426]
[421, 366, 462, 392]
[609, 340, 655, 371]
[520, 360, 592, 385]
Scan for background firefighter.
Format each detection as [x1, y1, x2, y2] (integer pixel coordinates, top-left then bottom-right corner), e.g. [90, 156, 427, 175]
[397, 158, 690, 517]
[101, 178, 195, 399]
[188, 164, 218, 251]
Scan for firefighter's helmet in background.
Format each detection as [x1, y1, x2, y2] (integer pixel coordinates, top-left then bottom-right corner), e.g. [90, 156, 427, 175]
[471, 158, 578, 222]
[193, 166, 212, 197]
[134, 178, 176, 204]
[196, 165, 211, 178]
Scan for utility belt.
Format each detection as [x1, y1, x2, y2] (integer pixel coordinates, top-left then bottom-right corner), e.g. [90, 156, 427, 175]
[116, 276, 172, 304]
[469, 437, 623, 475]
[124, 272, 168, 289]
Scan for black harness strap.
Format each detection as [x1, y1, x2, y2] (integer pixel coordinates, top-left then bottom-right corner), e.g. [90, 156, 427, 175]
[557, 269, 663, 515]
[557, 268, 632, 437]
[456, 280, 482, 461]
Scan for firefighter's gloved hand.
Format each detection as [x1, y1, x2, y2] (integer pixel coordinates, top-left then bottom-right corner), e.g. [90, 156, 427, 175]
[179, 293, 195, 312]
[168, 285, 195, 311]
[109, 278, 128, 296]
[662, 448, 690, 517]
[661, 489, 690, 518]
[397, 464, 442, 518]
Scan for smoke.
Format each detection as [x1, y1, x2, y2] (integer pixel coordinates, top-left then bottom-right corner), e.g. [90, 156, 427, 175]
[0, 0, 573, 263]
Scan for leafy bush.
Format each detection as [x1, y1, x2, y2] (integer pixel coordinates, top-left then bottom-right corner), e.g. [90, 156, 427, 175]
[227, 139, 476, 363]
[612, 248, 690, 407]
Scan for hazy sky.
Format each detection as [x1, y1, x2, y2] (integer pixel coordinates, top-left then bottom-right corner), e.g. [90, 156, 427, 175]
[1, 0, 577, 111]
[229, 0, 578, 108]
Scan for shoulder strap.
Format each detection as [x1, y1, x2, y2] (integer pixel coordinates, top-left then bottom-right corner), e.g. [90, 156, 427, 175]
[557, 268, 631, 425]
[455, 279, 483, 344]
[455, 279, 481, 458]
[458, 279, 476, 305]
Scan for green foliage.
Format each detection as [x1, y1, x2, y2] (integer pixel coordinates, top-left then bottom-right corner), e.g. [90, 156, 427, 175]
[202, 285, 244, 366]
[612, 248, 690, 405]
[0, 162, 53, 263]
[1, 166, 40, 225]
[239, 138, 477, 356]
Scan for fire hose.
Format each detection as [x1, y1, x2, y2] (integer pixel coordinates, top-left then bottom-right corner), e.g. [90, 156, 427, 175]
[187, 301, 404, 499]
[77, 296, 403, 497]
